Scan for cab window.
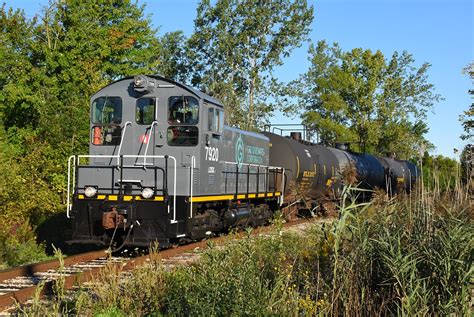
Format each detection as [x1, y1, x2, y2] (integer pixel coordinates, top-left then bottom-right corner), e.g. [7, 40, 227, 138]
[208, 107, 224, 133]
[92, 97, 122, 125]
[217, 109, 224, 133]
[208, 108, 214, 131]
[168, 96, 199, 125]
[136, 97, 155, 125]
[167, 126, 198, 146]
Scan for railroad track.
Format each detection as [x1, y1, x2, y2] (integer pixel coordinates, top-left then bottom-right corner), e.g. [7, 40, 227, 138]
[0, 217, 325, 313]
[0, 249, 119, 312]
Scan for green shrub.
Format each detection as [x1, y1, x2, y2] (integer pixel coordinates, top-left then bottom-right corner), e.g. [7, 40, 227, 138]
[0, 217, 49, 268]
[161, 233, 317, 315]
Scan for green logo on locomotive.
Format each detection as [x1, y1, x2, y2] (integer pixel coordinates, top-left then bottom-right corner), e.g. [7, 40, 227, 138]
[235, 135, 244, 168]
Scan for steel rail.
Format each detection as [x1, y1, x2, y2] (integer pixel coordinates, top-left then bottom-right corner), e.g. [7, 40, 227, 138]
[0, 249, 107, 311]
[0, 249, 107, 284]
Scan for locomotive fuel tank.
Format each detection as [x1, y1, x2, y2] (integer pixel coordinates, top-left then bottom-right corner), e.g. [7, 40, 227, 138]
[224, 207, 251, 227]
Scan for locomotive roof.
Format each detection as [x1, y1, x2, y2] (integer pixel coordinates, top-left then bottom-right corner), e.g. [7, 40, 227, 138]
[96, 75, 224, 108]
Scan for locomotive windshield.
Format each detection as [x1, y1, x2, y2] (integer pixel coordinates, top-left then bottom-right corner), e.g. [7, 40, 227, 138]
[167, 96, 199, 146]
[136, 97, 155, 125]
[168, 96, 199, 124]
[92, 97, 122, 125]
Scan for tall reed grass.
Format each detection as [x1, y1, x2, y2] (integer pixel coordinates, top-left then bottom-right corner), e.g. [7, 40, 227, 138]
[18, 186, 472, 316]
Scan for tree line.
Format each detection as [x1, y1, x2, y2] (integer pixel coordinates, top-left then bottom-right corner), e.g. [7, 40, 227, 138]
[0, 0, 468, 263]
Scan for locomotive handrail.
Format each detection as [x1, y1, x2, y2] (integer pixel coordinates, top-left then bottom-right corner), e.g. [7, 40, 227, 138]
[221, 161, 285, 204]
[116, 121, 132, 165]
[122, 155, 177, 221]
[142, 121, 158, 167]
[66, 155, 76, 218]
[67, 154, 177, 221]
[189, 155, 196, 219]
[77, 155, 120, 159]
[221, 161, 282, 170]
[280, 168, 285, 206]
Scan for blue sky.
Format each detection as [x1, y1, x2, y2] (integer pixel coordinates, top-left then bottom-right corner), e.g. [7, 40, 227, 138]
[5, 0, 473, 158]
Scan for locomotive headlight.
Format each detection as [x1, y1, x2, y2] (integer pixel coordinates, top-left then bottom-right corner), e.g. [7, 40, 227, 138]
[84, 186, 97, 198]
[141, 187, 154, 199]
[134, 75, 145, 87]
[133, 75, 156, 93]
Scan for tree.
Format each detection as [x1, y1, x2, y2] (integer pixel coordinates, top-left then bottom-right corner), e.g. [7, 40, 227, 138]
[283, 41, 441, 158]
[187, 0, 313, 129]
[0, 1, 193, 264]
[0, 5, 39, 131]
[460, 104, 474, 142]
[459, 63, 473, 191]
[422, 151, 459, 191]
[154, 31, 189, 83]
[460, 63, 473, 142]
[29, 0, 161, 150]
[0, 0, 164, 237]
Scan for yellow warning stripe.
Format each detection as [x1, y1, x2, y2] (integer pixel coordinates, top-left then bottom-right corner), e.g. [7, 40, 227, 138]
[77, 192, 280, 203]
[77, 195, 164, 201]
[191, 195, 234, 202]
[135, 196, 165, 201]
[190, 192, 281, 203]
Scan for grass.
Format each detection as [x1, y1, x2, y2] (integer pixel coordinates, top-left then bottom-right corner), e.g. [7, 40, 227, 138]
[16, 185, 473, 316]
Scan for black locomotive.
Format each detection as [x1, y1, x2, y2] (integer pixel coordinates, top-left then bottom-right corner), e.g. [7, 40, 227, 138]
[66, 75, 418, 248]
